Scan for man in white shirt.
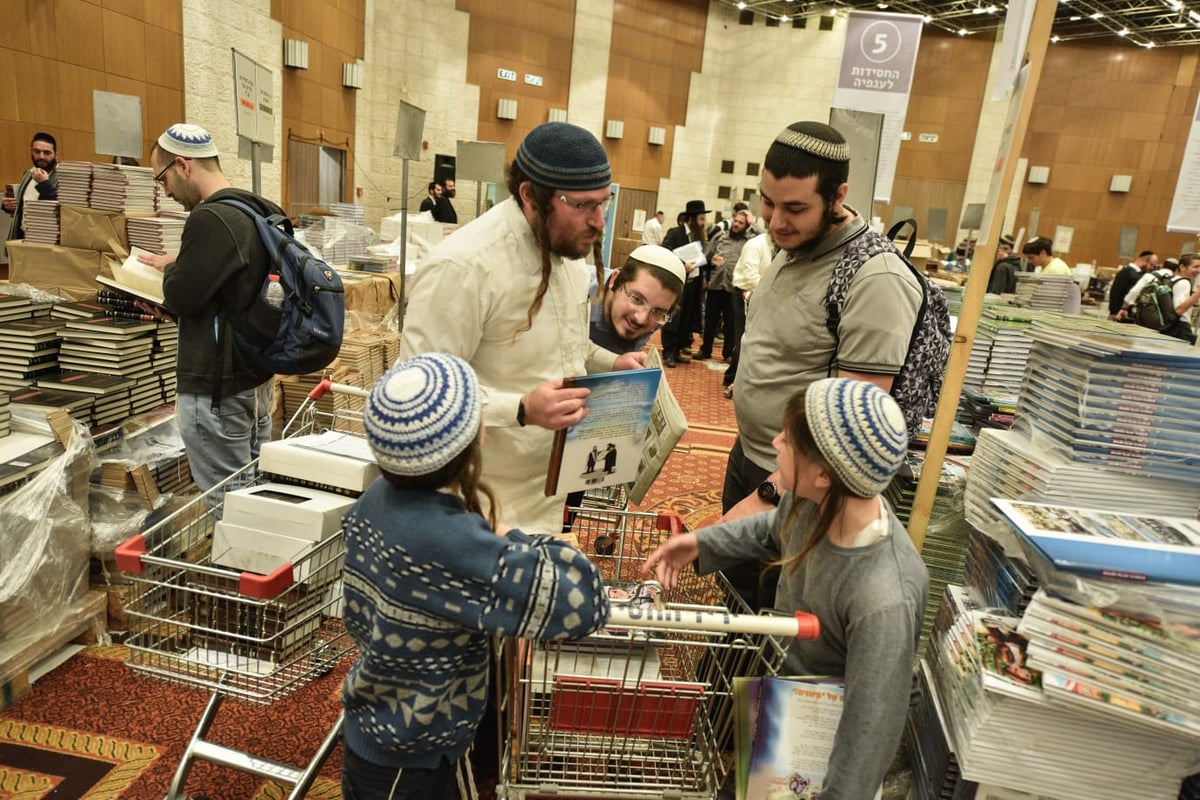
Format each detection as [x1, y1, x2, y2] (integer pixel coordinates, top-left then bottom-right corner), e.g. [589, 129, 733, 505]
[1118, 254, 1200, 342]
[1022, 236, 1070, 275]
[641, 209, 664, 245]
[400, 122, 645, 537]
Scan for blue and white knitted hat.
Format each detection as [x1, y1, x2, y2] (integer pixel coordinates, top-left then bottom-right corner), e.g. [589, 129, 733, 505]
[157, 123, 219, 158]
[364, 353, 481, 476]
[805, 378, 908, 497]
[515, 122, 611, 191]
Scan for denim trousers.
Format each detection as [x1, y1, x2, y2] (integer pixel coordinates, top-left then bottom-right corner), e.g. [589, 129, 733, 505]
[342, 748, 459, 800]
[176, 380, 273, 494]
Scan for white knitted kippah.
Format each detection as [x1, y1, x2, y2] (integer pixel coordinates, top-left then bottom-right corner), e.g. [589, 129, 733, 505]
[805, 378, 908, 497]
[364, 353, 481, 476]
[773, 124, 850, 162]
[158, 123, 219, 158]
[629, 244, 686, 287]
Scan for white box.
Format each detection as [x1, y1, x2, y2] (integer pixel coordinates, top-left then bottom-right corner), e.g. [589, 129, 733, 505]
[212, 520, 317, 581]
[259, 432, 380, 494]
[223, 482, 355, 542]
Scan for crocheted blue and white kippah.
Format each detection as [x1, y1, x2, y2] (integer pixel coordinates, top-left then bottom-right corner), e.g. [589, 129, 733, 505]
[364, 352, 481, 477]
[515, 122, 611, 191]
[157, 123, 219, 159]
[805, 378, 908, 497]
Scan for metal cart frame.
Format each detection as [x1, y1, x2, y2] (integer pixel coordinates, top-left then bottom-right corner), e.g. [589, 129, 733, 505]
[114, 381, 369, 799]
[499, 506, 818, 799]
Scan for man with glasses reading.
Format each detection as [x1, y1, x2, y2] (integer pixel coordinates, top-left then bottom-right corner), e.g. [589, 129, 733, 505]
[136, 123, 281, 493]
[400, 122, 646, 539]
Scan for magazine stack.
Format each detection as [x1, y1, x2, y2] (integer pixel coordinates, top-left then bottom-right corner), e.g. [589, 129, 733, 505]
[1013, 273, 1076, 311]
[919, 584, 1198, 800]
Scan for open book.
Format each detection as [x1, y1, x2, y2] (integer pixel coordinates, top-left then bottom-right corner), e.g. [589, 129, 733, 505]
[97, 246, 166, 305]
[544, 367, 661, 496]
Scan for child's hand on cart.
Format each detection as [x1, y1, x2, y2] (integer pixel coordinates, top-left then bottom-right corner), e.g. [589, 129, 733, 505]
[640, 532, 699, 591]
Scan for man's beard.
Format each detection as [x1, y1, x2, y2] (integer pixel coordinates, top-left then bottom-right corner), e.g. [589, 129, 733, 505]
[446, 188, 456, 198]
[790, 203, 844, 254]
[33, 157, 56, 171]
[530, 210, 593, 260]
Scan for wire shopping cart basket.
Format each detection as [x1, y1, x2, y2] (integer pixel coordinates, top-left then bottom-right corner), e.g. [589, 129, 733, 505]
[500, 505, 819, 799]
[114, 380, 369, 800]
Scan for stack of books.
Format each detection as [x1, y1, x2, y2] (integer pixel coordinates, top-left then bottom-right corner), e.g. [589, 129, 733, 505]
[1016, 329, 1200, 482]
[346, 254, 395, 273]
[36, 371, 135, 428]
[957, 387, 1016, 431]
[328, 202, 365, 225]
[1014, 273, 1076, 311]
[50, 299, 108, 321]
[0, 317, 66, 391]
[151, 319, 178, 407]
[8, 385, 96, 424]
[90, 164, 158, 213]
[301, 215, 373, 266]
[55, 161, 93, 207]
[0, 294, 34, 324]
[962, 527, 1037, 617]
[923, 584, 1199, 800]
[966, 428, 1200, 533]
[0, 429, 64, 498]
[126, 215, 186, 254]
[0, 392, 9, 439]
[969, 306, 1036, 397]
[21, 199, 60, 244]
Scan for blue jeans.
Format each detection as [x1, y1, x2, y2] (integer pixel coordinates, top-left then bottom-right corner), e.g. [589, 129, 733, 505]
[341, 747, 458, 800]
[176, 381, 273, 494]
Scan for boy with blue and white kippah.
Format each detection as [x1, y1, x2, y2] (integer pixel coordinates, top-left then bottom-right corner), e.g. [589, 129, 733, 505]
[341, 352, 611, 799]
[644, 378, 928, 800]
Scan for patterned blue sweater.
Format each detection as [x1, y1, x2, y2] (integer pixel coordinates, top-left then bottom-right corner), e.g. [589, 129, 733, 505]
[341, 482, 611, 769]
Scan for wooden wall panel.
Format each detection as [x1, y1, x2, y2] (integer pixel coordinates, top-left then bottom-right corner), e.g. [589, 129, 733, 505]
[274, 0, 364, 215]
[0, 0, 184, 195]
[458, 0, 576, 165]
[604, 0, 707, 193]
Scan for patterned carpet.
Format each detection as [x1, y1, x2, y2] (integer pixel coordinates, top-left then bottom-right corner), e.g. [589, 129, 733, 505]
[0, 341, 737, 799]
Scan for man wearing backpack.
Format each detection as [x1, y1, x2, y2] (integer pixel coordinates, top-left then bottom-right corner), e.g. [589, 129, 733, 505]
[718, 120, 948, 609]
[1118, 254, 1200, 343]
[138, 123, 282, 492]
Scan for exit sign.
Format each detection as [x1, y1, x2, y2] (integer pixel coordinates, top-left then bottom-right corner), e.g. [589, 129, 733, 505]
[498, 68, 517, 81]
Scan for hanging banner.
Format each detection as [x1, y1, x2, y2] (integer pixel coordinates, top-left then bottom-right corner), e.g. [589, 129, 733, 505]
[832, 10, 924, 204]
[1168, 94, 1200, 233]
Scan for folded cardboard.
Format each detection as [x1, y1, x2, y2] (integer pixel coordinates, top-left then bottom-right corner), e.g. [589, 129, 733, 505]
[59, 205, 128, 255]
[259, 432, 380, 494]
[6, 241, 104, 300]
[212, 519, 317, 581]
[223, 482, 354, 542]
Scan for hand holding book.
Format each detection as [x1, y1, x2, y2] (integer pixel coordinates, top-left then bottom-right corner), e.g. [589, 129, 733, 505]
[521, 379, 591, 430]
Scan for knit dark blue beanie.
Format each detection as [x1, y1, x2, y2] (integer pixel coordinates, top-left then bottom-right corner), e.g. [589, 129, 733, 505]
[515, 122, 611, 191]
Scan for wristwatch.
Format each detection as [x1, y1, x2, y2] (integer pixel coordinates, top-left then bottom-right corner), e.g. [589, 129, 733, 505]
[757, 479, 780, 506]
[517, 399, 527, 427]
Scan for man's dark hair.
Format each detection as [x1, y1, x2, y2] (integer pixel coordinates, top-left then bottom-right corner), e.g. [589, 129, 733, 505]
[732, 202, 749, 213]
[1022, 236, 1053, 257]
[1138, 250, 1155, 259]
[1178, 254, 1198, 269]
[427, 180, 438, 192]
[31, 132, 57, 150]
[763, 122, 850, 213]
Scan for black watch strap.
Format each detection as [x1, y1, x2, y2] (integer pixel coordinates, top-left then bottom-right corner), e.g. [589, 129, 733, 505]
[517, 399, 527, 427]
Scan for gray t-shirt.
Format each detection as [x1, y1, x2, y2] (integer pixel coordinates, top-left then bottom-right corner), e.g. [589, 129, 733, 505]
[734, 213, 922, 471]
[696, 494, 928, 800]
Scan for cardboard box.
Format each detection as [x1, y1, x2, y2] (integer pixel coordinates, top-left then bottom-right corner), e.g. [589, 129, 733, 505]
[59, 205, 128, 255]
[6, 241, 104, 300]
[223, 482, 354, 542]
[212, 520, 317, 581]
[259, 432, 380, 494]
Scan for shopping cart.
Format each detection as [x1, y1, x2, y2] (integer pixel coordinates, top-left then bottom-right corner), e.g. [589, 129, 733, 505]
[114, 381, 368, 800]
[499, 506, 819, 799]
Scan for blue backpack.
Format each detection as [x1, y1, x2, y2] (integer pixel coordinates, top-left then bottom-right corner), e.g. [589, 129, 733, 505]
[216, 199, 345, 375]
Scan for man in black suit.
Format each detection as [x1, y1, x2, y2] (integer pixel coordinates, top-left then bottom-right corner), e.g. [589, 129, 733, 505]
[660, 199, 710, 367]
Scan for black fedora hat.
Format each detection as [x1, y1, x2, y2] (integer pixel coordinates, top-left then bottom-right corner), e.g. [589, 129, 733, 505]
[683, 199, 711, 217]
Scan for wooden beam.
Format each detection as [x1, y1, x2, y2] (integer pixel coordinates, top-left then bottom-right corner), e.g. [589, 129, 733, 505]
[907, 0, 1059, 551]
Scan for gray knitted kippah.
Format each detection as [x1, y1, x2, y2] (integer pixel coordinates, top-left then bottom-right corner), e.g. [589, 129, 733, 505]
[773, 122, 850, 163]
[364, 353, 481, 476]
[805, 378, 908, 497]
[516, 122, 611, 191]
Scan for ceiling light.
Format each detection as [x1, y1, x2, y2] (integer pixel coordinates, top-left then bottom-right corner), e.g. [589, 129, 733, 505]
[1190, 8, 1200, 20]
[1168, 0, 1183, 10]
[972, 6, 986, 13]
[1143, 41, 1156, 48]
[780, 15, 789, 22]
[1090, 11, 1104, 18]
[987, 5, 997, 12]
[922, 15, 932, 22]
[957, 27, 968, 35]
[1050, 35, 1061, 42]
[1070, 15, 1081, 20]
[737, 2, 746, 8]
[1117, 28, 1128, 36]
[877, 2, 889, 7]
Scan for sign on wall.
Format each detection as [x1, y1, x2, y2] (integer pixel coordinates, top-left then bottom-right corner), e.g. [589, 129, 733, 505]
[832, 10, 924, 204]
[1168, 93, 1200, 233]
[93, 91, 143, 159]
[232, 49, 275, 145]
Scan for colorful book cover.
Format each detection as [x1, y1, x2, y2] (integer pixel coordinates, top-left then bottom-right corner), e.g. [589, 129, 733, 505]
[544, 367, 661, 495]
[744, 676, 845, 800]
